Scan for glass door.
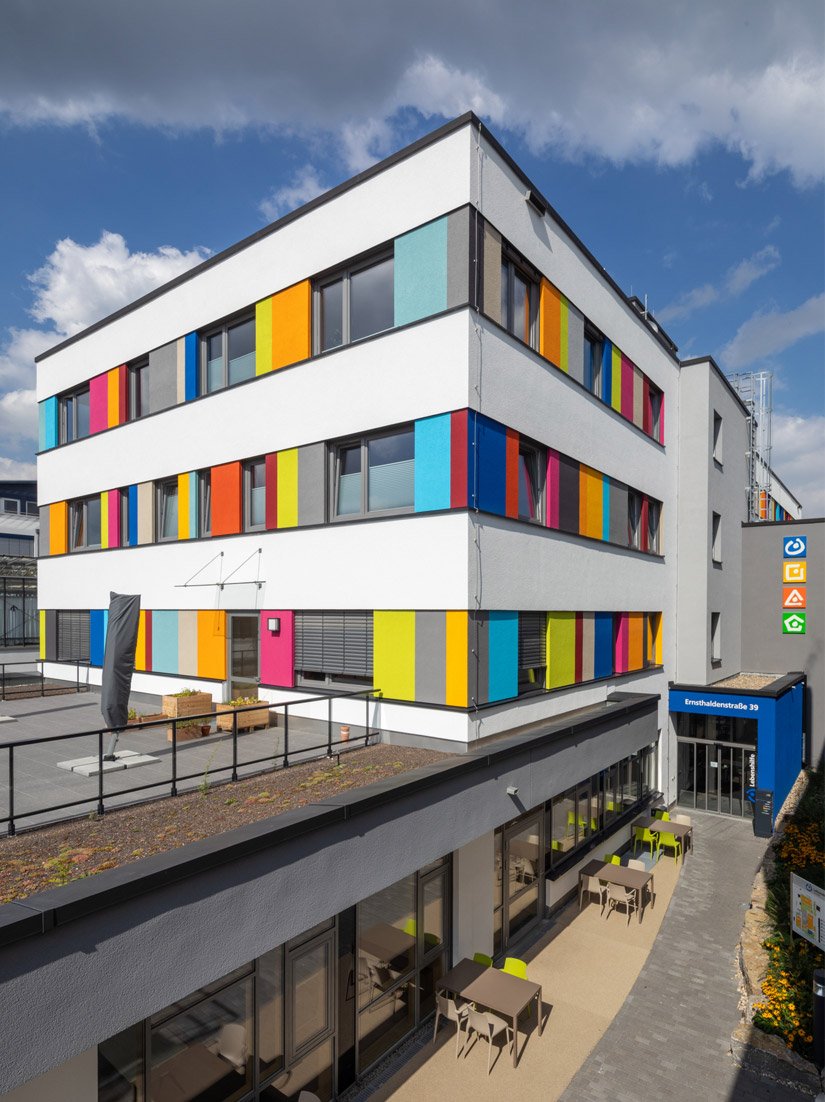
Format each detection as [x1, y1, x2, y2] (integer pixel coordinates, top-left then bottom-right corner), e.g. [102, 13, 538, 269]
[501, 813, 544, 951]
[228, 613, 259, 699]
[677, 737, 756, 818]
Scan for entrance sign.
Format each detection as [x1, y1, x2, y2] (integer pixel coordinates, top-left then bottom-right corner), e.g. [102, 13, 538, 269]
[782, 612, 807, 635]
[782, 587, 806, 609]
[782, 561, 807, 584]
[783, 535, 807, 558]
[790, 874, 824, 952]
[669, 689, 759, 714]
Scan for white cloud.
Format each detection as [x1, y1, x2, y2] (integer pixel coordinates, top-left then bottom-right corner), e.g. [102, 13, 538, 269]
[771, 413, 825, 516]
[721, 292, 825, 369]
[259, 165, 327, 222]
[0, 389, 37, 446]
[0, 456, 37, 480]
[0, 2, 821, 186]
[658, 246, 781, 323]
[28, 232, 209, 336]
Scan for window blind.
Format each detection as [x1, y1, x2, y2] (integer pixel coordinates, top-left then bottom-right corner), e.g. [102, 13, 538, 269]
[57, 610, 90, 662]
[518, 612, 546, 669]
[295, 610, 373, 678]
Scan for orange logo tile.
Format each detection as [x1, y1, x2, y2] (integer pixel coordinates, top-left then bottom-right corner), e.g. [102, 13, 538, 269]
[782, 587, 806, 609]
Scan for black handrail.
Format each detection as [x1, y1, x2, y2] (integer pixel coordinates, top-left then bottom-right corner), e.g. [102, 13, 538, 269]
[1, 688, 381, 835]
[0, 658, 92, 701]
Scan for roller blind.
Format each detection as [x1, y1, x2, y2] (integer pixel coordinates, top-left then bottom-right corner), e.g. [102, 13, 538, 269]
[518, 612, 546, 669]
[295, 610, 373, 678]
[57, 610, 90, 662]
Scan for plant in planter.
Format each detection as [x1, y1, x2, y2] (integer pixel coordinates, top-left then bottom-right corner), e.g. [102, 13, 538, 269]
[216, 696, 270, 732]
[162, 687, 213, 741]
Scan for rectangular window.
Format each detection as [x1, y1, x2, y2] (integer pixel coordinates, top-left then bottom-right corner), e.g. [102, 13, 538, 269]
[332, 426, 414, 519]
[711, 612, 722, 663]
[518, 611, 546, 694]
[59, 385, 90, 444]
[294, 610, 373, 687]
[627, 490, 642, 550]
[517, 442, 543, 522]
[500, 254, 537, 347]
[57, 610, 90, 661]
[711, 511, 722, 563]
[244, 458, 266, 531]
[648, 385, 663, 439]
[199, 470, 212, 537]
[200, 313, 255, 394]
[583, 328, 603, 394]
[316, 251, 394, 352]
[712, 411, 723, 462]
[648, 500, 661, 554]
[156, 479, 178, 542]
[69, 496, 101, 551]
[128, 358, 149, 420]
[119, 488, 130, 546]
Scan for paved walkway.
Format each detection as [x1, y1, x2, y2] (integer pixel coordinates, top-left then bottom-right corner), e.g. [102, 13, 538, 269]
[561, 812, 797, 1101]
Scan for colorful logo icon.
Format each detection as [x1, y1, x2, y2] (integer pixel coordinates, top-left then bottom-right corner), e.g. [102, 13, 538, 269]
[782, 612, 807, 635]
[783, 535, 807, 558]
[782, 587, 807, 609]
[783, 561, 807, 584]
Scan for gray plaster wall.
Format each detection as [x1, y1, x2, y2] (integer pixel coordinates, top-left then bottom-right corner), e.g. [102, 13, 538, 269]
[675, 359, 747, 685]
[148, 340, 178, 415]
[0, 702, 656, 1093]
[741, 518, 824, 766]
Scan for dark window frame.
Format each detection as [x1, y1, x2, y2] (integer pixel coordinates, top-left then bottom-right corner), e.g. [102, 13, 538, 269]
[518, 611, 546, 695]
[58, 384, 91, 444]
[517, 439, 544, 523]
[199, 310, 256, 395]
[711, 510, 722, 563]
[293, 609, 374, 690]
[583, 325, 604, 396]
[627, 489, 642, 550]
[330, 424, 415, 521]
[155, 479, 178, 543]
[243, 457, 267, 532]
[648, 499, 661, 554]
[69, 495, 102, 551]
[198, 469, 212, 537]
[500, 250, 539, 349]
[127, 357, 150, 421]
[314, 247, 395, 354]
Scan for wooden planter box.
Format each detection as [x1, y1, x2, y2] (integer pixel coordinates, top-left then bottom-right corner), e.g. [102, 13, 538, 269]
[127, 712, 167, 730]
[216, 702, 270, 732]
[162, 692, 213, 742]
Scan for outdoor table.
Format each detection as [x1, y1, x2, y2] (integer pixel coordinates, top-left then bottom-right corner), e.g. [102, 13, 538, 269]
[633, 816, 693, 853]
[460, 966, 543, 1067]
[360, 922, 415, 964]
[595, 862, 654, 924]
[436, 956, 489, 999]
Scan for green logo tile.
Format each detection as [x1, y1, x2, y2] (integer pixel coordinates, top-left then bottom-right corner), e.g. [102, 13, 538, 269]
[782, 612, 807, 635]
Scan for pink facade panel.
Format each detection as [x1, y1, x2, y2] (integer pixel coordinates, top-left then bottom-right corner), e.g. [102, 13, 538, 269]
[545, 448, 560, 529]
[259, 610, 294, 687]
[621, 356, 634, 420]
[89, 373, 109, 435]
[614, 612, 629, 673]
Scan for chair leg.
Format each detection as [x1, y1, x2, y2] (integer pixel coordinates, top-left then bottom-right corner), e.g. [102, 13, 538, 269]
[487, 1034, 493, 1076]
[455, 1019, 463, 1058]
[433, 1009, 440, 1045]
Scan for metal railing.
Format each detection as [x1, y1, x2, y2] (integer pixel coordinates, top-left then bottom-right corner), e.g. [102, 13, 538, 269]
[1, 688, 381, 835]
[0, 658, 89, 700]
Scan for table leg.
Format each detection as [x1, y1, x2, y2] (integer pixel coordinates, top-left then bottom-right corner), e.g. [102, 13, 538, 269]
[512, 1012, 519, 1067]
[651, 873, 655, 908]
[637, 885, 643, 924]
[537, 986, 543, 1035]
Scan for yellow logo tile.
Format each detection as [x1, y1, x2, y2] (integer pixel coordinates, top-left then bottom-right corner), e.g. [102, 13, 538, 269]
[783, 560, 807, 584]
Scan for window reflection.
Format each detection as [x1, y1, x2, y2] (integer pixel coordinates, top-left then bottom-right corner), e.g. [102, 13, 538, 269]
[350, 256, 394, 343]
[99, 1023, 143, 1102]
[258, 947, 284, 1078]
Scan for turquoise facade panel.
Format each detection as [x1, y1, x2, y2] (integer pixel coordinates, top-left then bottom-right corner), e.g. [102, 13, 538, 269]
[414, 414, 451, 512]
[487, 610, 518, 702]
[151, 610, 179, 674]
[39, 396, 58, 451]
[394, 217, 448, 327]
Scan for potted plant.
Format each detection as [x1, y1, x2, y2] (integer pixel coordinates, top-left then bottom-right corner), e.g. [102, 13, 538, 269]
[216, 696, 270, 732]
[162, 688, 213, 741]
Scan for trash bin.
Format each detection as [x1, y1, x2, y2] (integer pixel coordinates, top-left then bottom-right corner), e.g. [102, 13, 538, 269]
[751, 788, 773, 838]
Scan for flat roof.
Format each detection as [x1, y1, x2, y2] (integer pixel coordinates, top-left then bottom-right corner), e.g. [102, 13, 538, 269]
[35, 114, 681, 365]
[670, 672, 805, 699]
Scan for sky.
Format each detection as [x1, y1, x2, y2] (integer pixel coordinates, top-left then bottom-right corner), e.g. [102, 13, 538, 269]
[1, 1, 823, 511]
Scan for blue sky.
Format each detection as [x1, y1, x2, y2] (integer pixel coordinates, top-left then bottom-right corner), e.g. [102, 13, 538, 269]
[1, 1, 823, 509]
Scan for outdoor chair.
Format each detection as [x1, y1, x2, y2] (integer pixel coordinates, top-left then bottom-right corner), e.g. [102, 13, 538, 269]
[579, 873, 607, 913]
[603, 853, 621, 865]
[633, 825, 659, 858]
[464, 1006, 513, 1075]
[433, 992, 468, 1057]
[657, 830, 682, 862]
[605, 882, 638, 925]
[502, 957, 532, 1018]
[628, 859, 654, 907]
[473, 952, 493, 967]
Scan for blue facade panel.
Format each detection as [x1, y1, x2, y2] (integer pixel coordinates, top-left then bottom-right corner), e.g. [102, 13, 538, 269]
[184, 332, 198, 401]
[487, 611, 518, 703]
[90, 609, 107, 667]
[470, 413, 506, 515]
[414, 414, 451, 512]
[128, 485, 138, 547]
[394, 217, 448, 327]
[594, 612, 614, 679]
[601, 343, 612, 404]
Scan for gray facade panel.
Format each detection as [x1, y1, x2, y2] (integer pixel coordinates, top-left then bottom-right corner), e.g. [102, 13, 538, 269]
[610, 479, 628, 546]
[38, 507, 49, 556]
[297, 443, 325, 527]
[741, 519, 824, 766]
[566, 302, 585, 385]
[148, 341, 178, 415]
[482, 223, 502, 322]
[414, 611, 446, 705]
[446, 207, 469, 309]
[0, 702, 657, 1092]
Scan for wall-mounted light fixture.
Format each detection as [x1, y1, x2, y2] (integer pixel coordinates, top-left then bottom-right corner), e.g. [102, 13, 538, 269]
[506, 785, 519, 797]
[525, 188, 547, 217]
[267, 617, 281, 634]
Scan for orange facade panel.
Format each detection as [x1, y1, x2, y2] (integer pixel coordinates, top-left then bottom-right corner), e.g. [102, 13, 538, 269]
[539, 279, 562, 367]
[271, 280, 312, 371]
[49, 501, 68, 555]
[198, 610, 226, 680]
[211, 461, 242, 536]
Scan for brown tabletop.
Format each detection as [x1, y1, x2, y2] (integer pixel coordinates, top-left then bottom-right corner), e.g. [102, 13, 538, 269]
[595, 862, 654, 924]
[153, 1044, 239, 1102]
[437, 956, 489, 998]
[633, 817, 693, 851]
[360, 922, 415, 963]
[460, 967, 543, 1067]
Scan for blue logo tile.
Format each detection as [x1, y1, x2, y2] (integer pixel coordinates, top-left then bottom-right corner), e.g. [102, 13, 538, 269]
[783, 535, 807, 558]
